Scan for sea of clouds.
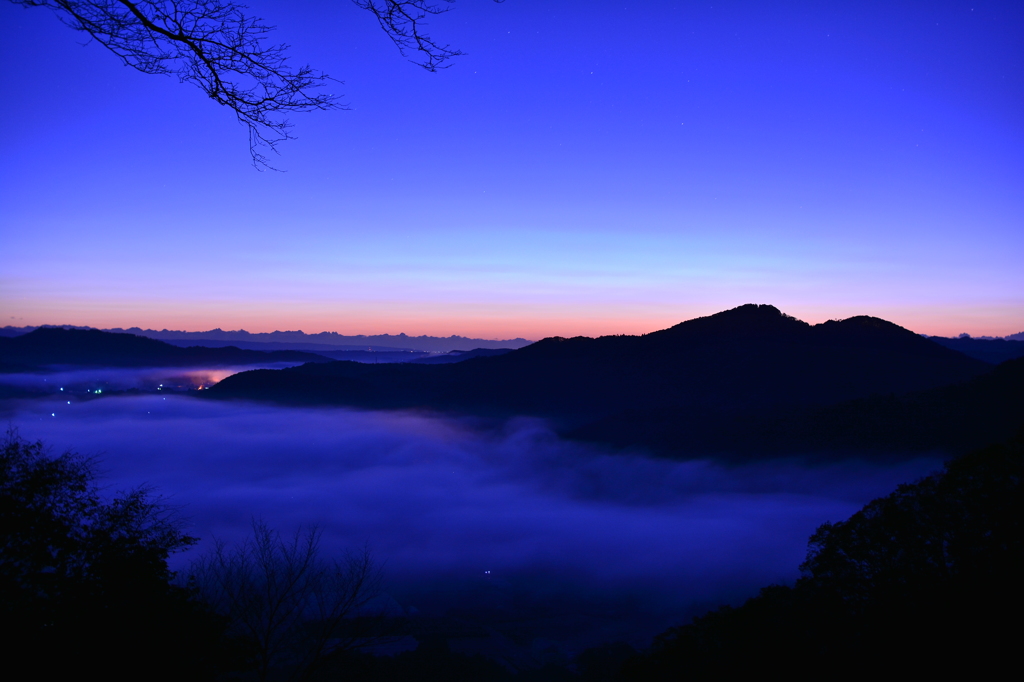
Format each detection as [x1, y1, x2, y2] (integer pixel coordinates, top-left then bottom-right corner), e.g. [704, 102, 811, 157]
[0, 362, 304, 392]
[2, 366, 944, 648]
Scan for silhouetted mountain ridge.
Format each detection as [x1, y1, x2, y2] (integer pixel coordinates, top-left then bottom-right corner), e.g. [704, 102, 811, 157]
[0, 324, 533, 352]
[572, 356, 1024, 458]
[208, 305, 1003, 456]
[927, 335, 1024, 364]
[0, 328, 332, 370]
[652, 303, 810, 339]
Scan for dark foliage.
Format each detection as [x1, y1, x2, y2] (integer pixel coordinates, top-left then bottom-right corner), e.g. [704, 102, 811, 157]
[316, 639, 641, 681]
[573, 642, 637, 681]
[0, 429, 232, 678]
[620, 437, 1024, 679]
[190, 521, 388, 682]
[320, 641, 513, 681]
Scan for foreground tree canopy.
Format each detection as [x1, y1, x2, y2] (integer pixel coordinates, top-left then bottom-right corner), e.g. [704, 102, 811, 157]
[0, 429, 230, 677]
[2, 424, 1021, 678]
[0, 429, 390, 680]
[11, 0, 502, 168]
[621, 436, 1024, 679]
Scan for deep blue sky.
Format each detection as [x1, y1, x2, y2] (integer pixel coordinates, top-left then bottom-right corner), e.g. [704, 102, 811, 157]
[2, 0, 1022, 337]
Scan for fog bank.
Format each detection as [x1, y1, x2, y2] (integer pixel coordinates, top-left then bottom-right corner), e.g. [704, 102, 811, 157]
[6, 392, 942, 647]
[0, 363, 305, 393]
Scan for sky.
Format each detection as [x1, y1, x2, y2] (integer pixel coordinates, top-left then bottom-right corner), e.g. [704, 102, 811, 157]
[2, 0, 1022, 339]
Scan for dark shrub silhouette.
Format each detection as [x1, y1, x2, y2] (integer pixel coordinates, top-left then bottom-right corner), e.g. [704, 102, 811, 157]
[321, 642, 513, 682]
[621, 436, 1024, 679]
[0, 429, 230, 679]
[190, 521, 387, 682]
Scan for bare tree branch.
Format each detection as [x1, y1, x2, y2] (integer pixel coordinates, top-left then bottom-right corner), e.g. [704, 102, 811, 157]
[12, 0, 343, 170]
[353, 1, 504, 72]
[353, 0, 464, 72]
[189, 520, 388, 682]
[12, 0, 505, 168]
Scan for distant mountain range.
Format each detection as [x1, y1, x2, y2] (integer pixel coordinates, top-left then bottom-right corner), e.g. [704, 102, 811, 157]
[925, 336, 1024, 364]
[206, 305, 1022, 459]
[0, 325, 533, 353]
[0, 328, 519, 374]
[0, 328, 333, 372]
[4, 307, 1020, 458]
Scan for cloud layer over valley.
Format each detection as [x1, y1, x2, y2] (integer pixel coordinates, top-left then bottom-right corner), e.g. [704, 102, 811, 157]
[5, 391, 942, 646]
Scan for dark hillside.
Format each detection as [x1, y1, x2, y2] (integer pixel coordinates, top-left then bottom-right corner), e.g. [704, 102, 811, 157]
[209, 306, 992, 449]
[928, 335, 1024, 364]
[573, 356, 1024, 458]
[0, 328, 331, 370]
[410, 348, 514, 364]
[621, 437, 1024, 678]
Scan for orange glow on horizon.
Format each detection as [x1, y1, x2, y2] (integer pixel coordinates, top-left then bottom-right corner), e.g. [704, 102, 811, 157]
[6, 304, 1022, 340]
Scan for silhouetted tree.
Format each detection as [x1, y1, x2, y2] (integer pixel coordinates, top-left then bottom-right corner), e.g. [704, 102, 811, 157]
[0, 428, 230, 678]
[620, 437, 1024, 680]
[355, 0, 500, 72]
[574, 642, 637, 682]
[323, 642, 513, 682]
[10, 0, 502, 168]
[190, 520, 387, 682]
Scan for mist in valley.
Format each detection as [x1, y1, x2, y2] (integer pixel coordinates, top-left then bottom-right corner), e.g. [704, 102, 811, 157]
[0, 362, 308, 393]
[2, 365, 945, 648]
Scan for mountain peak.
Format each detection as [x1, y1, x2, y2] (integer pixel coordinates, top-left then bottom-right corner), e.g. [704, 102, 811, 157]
[709, 303, 789, 321]
[655, 304, 809, 340]
[813, 315, 921, 344]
